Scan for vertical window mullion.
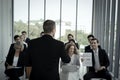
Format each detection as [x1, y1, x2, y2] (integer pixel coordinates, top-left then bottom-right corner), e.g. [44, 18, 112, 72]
[60, 0, 62, 40]
[28, 0, 30, 38]
[75, 0, 78, 40]
[44, 0, 46, 21]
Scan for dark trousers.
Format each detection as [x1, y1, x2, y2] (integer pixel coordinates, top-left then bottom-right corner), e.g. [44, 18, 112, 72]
[5, 68, 23, 80]
[83, 70, 112, 80]
[8, 77, 20, 80]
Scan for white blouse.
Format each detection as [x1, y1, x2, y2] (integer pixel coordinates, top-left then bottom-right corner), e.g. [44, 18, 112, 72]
[13, 56, 19, 66]
[60, 54, 80, 80]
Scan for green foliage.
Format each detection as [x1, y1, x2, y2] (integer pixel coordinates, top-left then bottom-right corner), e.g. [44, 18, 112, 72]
[14, 20, 43, 39]
[60, 29, 89, 45]
[14, 20, 28, 35]
[60, 29, 75, 42]
[14, 19, 89, 46]
[77, 30, 89, 45]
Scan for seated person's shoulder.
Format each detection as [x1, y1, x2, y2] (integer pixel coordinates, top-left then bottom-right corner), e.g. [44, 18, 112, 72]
[84, 45, 91, 51]
[85, 45, 90, 48]
[10, 43, 16, 46]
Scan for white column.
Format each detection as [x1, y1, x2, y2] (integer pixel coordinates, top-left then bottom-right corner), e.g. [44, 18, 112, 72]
[0, 0, 12, 61]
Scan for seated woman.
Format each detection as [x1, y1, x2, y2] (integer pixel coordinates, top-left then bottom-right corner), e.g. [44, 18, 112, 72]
[60, 43, 80, 80]
[4, 41, 26, 80]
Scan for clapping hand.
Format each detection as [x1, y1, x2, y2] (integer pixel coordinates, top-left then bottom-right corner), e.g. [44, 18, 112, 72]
[6, 62, 14, 69]
[7, 65, 14, 69]
[95, 66, 106, 72]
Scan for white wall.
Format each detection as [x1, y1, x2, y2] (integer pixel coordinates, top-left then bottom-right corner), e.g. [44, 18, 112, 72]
[0, 0, 12, 61]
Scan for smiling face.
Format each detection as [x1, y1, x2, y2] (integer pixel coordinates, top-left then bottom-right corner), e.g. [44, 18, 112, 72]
[88, 36, 94, 44]
[22, 32, 26, 40]
[91, 39, 99, 50]
[68, 36, 73, 41]
[15, 37, 20, 43]
[68, 45, 75, 55]
[20, 35, 24, 41]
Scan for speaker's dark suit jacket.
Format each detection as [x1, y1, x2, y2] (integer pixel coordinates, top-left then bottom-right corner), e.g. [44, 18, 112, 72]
[5, 43, 26, 77]
[25, 35, 70, 80]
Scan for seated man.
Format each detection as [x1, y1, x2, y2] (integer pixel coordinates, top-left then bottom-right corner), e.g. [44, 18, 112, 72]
[84, 34, 95, 52]
[83, 38, 112, 80]
[65, 34, 79, 49]
[85, 34, 101, 52]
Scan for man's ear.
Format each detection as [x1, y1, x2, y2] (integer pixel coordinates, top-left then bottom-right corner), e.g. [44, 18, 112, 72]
[53, 28, 56, 34]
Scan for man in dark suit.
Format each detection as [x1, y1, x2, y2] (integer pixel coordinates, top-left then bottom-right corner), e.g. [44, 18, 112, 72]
[83, 38, 112, 80]
[85, 34, 101, 52]
[21, 31, 30, 44]
[85, 34, 94, 52]
[65, 34, 79, 49]
[25, 20, 71, 80]
[84, 35, 95, 72]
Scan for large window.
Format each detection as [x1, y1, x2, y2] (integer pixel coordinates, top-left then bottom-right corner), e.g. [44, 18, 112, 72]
[46, 0, 60, 39]
[61, 0, 76, 42]
[77, 0, 93, 46]
[14, 0, 28, 36]
[29, 0, 44, 39]
[14, 0, 93, 50]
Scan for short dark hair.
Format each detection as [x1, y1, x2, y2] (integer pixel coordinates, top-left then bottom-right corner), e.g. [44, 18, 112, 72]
[14, 35, 20, 40]
[40, 31, 44, 36]
[67, 34, 73, 38]
[87, 34, 94, 39]
[91, 38, 99, 43]
[43, 20, 55, 33]
[21, 31, 27, 34]
[69, 39, 75, 43]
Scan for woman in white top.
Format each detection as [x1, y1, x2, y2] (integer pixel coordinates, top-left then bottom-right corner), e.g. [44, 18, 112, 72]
[60, 43, 80, 80]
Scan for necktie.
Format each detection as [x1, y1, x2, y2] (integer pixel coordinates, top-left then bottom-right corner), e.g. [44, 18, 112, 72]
[94, 50, 100, 71]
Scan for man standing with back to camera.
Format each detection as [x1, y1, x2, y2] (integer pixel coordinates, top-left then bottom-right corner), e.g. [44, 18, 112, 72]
[25, 20, 71, 80]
